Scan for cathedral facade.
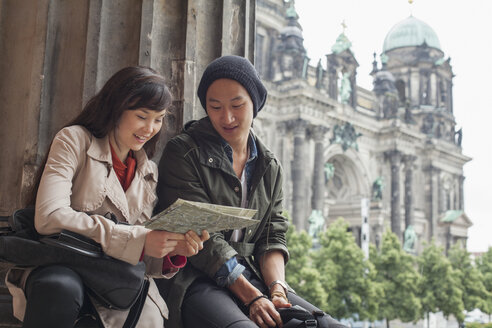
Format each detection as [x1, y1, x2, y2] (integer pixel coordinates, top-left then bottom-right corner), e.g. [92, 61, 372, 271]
[254, 0, 471, 253]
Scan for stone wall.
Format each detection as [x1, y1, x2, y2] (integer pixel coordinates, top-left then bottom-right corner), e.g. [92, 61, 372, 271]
[0, 0, 256, 215]
[0, 0, 256, 324]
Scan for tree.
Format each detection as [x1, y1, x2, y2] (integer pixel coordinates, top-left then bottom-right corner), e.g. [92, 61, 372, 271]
[477, 247, 492, 318]
[448, 242, 490, 322]
[313, 218, 382, 321]
[285, 216, 328, 309]
[418, 241, 464, 328]
[372, 230, 421, 328]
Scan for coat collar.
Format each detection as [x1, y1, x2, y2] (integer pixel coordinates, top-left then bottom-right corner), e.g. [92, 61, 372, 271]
[183, 117, 276, 180]
[85, 132, 157, 223]
[86, 133, 157, 183]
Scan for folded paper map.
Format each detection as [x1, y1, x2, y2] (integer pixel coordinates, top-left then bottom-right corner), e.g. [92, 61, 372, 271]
[145, 198, 258, 234]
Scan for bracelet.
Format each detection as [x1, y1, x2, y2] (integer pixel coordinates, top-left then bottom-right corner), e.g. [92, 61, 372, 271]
[245, 294, 268, 308]
[270, 291, 288, 302]
[268, 280, 288, 295]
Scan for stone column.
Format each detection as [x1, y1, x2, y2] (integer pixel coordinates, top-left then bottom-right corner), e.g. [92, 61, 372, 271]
[403, 155, 416, 229]
[328, 67, 338, 100]
[410, 69, 420, 108]
[310, 125, 329, 213]
[326, 55, 338, 100]
[429, 166, 441, 240]
[430, 71, 437, 106]
[438, 173, 446, 213]
[459, 175, 465, 211]
[276, 122, 291, 213]
[386, 150, 402, 240]
[291, 119, 308, 230]
[349, 71, 357, 108]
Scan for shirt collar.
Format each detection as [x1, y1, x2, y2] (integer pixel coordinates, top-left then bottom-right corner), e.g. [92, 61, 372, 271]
[221, 135, 258, 164]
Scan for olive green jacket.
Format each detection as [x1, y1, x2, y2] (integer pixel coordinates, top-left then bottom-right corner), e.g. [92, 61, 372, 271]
[155, 117, 289, 328]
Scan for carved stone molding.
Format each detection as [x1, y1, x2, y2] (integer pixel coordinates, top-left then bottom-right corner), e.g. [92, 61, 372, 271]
[309, 125, 330, 142]
[288, 119, 309, 138]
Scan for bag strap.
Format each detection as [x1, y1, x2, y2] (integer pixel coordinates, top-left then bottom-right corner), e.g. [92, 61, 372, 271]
[8, 207, 39, 240]
[122, 279, 150, 328]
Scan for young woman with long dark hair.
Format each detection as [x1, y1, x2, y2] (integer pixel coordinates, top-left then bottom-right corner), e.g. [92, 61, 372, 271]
[6, 66, 209, 328]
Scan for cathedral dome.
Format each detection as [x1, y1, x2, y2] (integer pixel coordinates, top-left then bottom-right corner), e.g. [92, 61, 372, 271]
[383, 16, 441, 52]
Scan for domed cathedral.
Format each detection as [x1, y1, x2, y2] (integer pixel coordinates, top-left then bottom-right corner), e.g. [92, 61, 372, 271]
[254, 0, 471, 253]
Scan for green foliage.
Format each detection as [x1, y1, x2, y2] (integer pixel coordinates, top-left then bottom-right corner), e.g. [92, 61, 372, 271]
[285, 220, 327, 309]
[292, 267, 328, 310]
[418, 240, 464, 323]
[313, 218, 381, 320]
[285, 219, 312, 275]
[283, 210, 491, 325]
[465, 323, 492, 328]
[372, 230, 421, 325]
[477, 247, 492, 315]
[449, 243, 491, 317]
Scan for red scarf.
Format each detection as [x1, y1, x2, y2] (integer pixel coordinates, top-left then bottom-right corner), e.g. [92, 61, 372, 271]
[109, 142, 187, 270]
[110, 143, 136, 191]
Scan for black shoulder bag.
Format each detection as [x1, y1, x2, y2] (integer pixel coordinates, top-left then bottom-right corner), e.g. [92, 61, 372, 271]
[277, 305, 327, 328]
[0, 207, 149, 328]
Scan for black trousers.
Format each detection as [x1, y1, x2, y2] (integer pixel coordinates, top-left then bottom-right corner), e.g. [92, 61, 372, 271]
[181, 267, 347, 328]
[23, 265, 100, 328]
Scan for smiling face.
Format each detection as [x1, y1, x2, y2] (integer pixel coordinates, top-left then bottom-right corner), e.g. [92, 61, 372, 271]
[206, 78, 254, 149]
[110, 108, 166, 162]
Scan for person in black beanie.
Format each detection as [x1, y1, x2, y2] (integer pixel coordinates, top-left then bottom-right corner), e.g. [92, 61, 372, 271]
[155, 55, 347, 328]
[197, 55, 267, 118]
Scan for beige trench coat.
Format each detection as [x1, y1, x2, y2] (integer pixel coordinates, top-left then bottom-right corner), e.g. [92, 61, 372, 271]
[6, 125, 174, 327]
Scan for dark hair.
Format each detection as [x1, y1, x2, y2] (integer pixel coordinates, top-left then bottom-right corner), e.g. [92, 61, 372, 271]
[68, 66, 172, 158]
[27, 66, 171, 205]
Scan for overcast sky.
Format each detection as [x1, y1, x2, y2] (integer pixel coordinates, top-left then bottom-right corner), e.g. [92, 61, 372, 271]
[294, 0, 492, 252]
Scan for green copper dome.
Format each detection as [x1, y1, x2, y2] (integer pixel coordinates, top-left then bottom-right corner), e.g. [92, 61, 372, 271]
[383, 16, 441, 52]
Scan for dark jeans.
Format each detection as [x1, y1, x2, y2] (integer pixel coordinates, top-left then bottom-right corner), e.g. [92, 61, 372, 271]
[181, 266, 347, 328]
[23, 265, 100, 328]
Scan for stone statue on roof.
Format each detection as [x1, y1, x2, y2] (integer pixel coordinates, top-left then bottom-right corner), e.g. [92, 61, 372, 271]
[372, 177, 384, 201]
[308, 209, 325, 239]
[330, 122, 362, 151]
[340, 72, 352, 104]
[324, 162, 335, 183]
[403, 225, 417, 254]
[455, 128, 463, 146]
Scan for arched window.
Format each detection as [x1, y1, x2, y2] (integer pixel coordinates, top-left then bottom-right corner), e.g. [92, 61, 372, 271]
[440, 80, 447, 103]
[395, 80, 406, 103]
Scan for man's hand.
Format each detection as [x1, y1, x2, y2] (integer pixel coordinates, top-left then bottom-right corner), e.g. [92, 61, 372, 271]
[269, 282, 291, 309]
[270, 293, 291, 309]
[249, 296, 283, 328]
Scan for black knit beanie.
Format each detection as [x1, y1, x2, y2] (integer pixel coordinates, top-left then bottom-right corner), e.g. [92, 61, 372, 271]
[197, 55, 267, 118]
